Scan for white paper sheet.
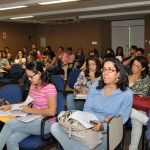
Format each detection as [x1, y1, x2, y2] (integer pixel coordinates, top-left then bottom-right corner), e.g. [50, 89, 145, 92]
[69, 111, 98, 129]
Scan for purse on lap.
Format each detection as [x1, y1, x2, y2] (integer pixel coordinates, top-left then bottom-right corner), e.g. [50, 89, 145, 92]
[58, 110, 102, 150]
[133, 95, 150, 114]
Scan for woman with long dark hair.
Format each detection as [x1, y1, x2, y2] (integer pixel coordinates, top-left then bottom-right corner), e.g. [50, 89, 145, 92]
[51, 57, 133, 150]
[0, 61, 57, 150]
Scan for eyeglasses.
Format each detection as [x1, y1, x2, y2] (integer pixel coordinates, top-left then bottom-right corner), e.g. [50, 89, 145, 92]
[27, 73, 37, 79]
[101, 68, 117, 73]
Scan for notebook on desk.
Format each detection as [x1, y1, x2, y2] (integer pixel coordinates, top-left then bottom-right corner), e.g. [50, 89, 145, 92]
[74, 94, 87, 100]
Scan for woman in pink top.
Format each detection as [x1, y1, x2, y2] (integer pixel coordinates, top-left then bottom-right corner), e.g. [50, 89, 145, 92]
[0, 61, 57, 150]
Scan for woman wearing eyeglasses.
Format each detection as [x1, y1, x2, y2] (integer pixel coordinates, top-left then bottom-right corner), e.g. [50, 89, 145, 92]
[51, 57, 133, 150]
[0, 61, 57, 150]
[129, 56, 150, 150]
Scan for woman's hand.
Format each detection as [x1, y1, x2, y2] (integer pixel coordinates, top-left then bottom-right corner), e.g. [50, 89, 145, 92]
[89, 71, 95, 81]
[104, 116, 111, 123]
[21, 105, 32, 113]
[91, 120, 104, 131]
[81, 89, 89, 94]
[0, 105, 11, 111]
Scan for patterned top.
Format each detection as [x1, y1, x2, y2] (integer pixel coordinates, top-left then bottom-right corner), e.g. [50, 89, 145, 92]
[74, 71, 100, 94]
[130, 75, 150, 97]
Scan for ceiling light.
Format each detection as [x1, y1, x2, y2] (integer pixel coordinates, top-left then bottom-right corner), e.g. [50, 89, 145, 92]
[0, 6, 27, 11]
[10, 16, 34, 20]
[39, 0, 79, 5]
[79, 10, 150, 19]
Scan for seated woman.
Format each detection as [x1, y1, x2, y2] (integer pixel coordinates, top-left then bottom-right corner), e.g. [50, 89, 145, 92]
[74, 47, 85, 69]
[0, 51, 11, 71]
[80, 48, 102, 70]
[51, 57, 133, 150]
[0, 61, 57, 150]
[129, 56, 150, 150]
[14, 49, 26, 66]
[67, 56, 101, 111]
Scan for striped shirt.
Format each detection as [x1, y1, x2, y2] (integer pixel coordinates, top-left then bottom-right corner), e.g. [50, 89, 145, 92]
[30, 84, 57, 109]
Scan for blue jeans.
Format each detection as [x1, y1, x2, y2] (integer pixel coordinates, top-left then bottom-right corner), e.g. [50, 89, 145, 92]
[51, 123, 107, 150]
[66, 94, 85, 111]
[0, 117, 52, 150]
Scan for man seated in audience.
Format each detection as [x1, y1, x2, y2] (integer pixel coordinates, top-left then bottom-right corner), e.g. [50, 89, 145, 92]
[123, 46, 144, 67]
[62, 47, 75, 80]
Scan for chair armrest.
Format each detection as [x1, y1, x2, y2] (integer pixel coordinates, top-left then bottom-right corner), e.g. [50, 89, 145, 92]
[41, 114, 57, 140]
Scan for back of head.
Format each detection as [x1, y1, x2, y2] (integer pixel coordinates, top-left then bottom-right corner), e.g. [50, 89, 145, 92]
[136, 47, 144, 55]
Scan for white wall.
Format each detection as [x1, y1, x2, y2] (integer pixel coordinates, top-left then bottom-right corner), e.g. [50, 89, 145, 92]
[111, 19, 144, 57]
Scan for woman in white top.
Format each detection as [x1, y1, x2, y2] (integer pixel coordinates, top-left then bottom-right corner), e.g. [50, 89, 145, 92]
[14, 50, 26, 65]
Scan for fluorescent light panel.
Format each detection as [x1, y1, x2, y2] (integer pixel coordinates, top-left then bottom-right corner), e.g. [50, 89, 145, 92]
[10, 16, 34, 20]
[79, 10, 150, 19]
[0, 6, 27, 11]
[39, 0, 79, 5]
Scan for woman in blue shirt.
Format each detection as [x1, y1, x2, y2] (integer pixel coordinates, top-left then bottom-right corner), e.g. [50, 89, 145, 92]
[51, 57, 133, 150]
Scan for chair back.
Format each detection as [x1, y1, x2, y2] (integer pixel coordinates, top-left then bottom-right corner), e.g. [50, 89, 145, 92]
[107, 116, 123, 150]
[124, 66, 131, 74]
[147, 88, 150, 96]
[67, 69, 81, 89]
[10, 64, 22, 79]
[51, 75, 65, 92]
[0, 84, 23, 103]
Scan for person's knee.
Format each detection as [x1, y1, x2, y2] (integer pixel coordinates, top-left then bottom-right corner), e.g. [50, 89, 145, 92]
[66, 94, 75, 110]
[5, 119, 18, 129]
[50, 123, 60, 136]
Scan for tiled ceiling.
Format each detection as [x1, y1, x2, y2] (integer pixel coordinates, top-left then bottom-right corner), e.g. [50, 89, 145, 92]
[0, 0, 150, 24]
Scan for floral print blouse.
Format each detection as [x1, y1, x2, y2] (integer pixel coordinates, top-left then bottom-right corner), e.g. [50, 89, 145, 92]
[74, 71, 100, 95]
[130, 75, 150, 97]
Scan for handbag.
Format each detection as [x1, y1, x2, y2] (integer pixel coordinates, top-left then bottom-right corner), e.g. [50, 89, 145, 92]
[58, 110, 102, 150]
[133, 95, 150, 114]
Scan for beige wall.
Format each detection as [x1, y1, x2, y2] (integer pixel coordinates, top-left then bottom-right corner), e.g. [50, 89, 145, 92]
[36, 19, 111, 59]
[0, 22, 37, 57]
[0, 19, 111, 59]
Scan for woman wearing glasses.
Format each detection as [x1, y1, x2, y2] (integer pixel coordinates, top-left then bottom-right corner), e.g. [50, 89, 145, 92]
[0, 61, 57, 150]
[51, 57, 133, 150]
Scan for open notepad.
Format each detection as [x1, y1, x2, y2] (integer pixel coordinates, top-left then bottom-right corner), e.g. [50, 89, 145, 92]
[69, 111, 98, 129]
[0, 95, 33, 117]
[16, 115, 42, 123]
[74, 94, 87, 100]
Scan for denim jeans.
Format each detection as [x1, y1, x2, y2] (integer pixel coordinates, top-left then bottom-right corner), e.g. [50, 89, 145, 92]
[0, 117, 52, 150]
[51, 123, 107, 150]
[66, 94, 85, 111]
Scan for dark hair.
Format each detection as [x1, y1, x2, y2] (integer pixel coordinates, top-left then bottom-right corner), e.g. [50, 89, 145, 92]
[130, 56, 149, 79]
[67, 47, 72, 51]
[29, 51, 38, 60]
[136, 47, 144, 55]
[130, 45, 138, 51]
[97, 57, 128, 91]
[85, 56, 102, 78]
[116, 46, 124, 56]
[46, 46, 51, 51]
[17, 49, 24, 58]
[59, 47, 64, 51]
[26, 61, 52, 85]
[88, 48, 99, 57]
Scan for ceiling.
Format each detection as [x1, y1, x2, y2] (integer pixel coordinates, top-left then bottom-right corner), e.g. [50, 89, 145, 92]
[0, 0, 150, 24]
